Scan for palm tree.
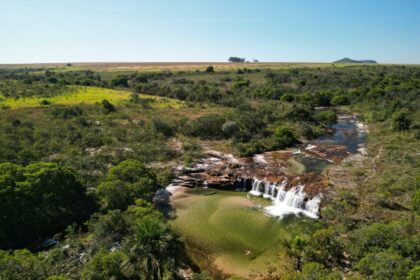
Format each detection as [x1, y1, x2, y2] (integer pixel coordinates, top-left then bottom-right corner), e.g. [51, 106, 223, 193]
[123, 218, 173, 280]
[283, 235, 308, 272]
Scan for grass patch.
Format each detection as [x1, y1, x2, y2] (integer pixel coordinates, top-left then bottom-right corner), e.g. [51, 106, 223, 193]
[0, 86, 183, 109]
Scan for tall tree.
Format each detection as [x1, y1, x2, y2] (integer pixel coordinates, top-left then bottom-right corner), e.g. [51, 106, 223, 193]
[97, 160, 158, 210]
[123, 218, 173, 280]
[283, 235, 308, 271]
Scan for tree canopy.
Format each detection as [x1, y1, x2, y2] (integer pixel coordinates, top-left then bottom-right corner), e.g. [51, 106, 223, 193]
[0, 162, 94, 248]
[228, 57, 245, 63]
[97, 160, 158, 210]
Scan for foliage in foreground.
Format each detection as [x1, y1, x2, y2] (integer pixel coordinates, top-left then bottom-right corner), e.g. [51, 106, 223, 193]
[0, 162, 95, 249]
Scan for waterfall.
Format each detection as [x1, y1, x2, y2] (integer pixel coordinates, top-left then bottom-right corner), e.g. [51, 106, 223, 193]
[249, 178, 263, 196]
[248, 178, 321, 219]
[263, 182, 272, 198]
[274, 180, 288, 202]
[270, 183, 278, 200]
[304, 195, 321, 218]
[281, 185, 306, 209]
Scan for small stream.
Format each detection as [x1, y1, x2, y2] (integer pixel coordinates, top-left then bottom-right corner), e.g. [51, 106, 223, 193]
[313, 114, 368, 153]
[291, 114, 368, 171]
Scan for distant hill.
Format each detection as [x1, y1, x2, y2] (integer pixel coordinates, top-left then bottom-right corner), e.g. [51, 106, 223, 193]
[333, 57, 377, 64]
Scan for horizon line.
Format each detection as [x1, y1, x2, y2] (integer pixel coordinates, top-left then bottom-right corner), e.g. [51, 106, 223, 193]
[2, 61, 420, 67]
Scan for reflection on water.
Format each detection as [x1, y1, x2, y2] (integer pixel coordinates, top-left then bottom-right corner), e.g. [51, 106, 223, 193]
[314, 115, 367, 153]
[290, 114, 367, 172]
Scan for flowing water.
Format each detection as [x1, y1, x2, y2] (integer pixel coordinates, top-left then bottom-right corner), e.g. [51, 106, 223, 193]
[247, 114, 367, 219]
[314, 114, 368, 153]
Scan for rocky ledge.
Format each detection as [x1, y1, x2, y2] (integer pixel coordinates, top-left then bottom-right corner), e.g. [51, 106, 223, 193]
[165, 142, 351, 199]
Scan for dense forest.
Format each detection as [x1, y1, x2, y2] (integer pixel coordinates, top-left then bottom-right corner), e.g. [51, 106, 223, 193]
[0, 63, 419, 279]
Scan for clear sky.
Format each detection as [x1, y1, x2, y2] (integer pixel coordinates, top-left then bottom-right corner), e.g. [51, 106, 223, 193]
[1, 0, 419, 64]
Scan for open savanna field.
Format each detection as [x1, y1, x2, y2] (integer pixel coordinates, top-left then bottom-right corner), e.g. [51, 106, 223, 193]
[0, 86, 183, 109]
[0, 61, 377, 73]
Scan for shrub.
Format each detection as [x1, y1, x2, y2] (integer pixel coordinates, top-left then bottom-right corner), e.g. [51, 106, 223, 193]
[222, 121, 240, 138]
[81, 250, 126, 280]
[110, 75, 128, 87]
[285, 105, 314, 122]
[130, 93, 141, 103]
[206, 66, 215, 73]
[88, 210, 128, 248]
[406, 266, 420, 280]
[348, 220, 414, 260]
[48, 276, 72, 280]
[134, 75, 148, 83]
[272, 125, 296, 149]
[283, 262, 342, 280]
[102, 99, 115, 113]
[392, 110, 411, 131]
[355, 251, 412, 280]
[331, 95, 350, 105]
[315, 110, 337, 126]
[281, 93, 295, 102]
[233, 80, 250, 89]
[187, 114, 225, 139]
[299, 123, 317, 140]
[0, 249, 47, 279]
[304, 227, 344, 267]
[48, 77, 58, 84]
[152, 117, 175, 137]
[40, 99, 51, 105]
[237, 140, 267, 157]
[49, 106, 83, 119]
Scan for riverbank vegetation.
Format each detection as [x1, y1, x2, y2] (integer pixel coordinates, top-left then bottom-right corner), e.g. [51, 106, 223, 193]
[0, 63, 419, 279]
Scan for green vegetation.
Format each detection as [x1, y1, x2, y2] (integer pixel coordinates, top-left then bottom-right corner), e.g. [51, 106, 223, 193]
[314, 110, 337, 126]
[0, 162, 94, 248]
[97, 160, 158, 210]
[0, 86, 182, 109]
[0, 63, 419, 279]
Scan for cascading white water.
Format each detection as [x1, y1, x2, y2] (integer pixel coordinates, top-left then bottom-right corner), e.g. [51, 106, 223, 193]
[249, 178, 263, 196]
[270, 183, 278, 200]
[248, 178, 321, 219]
[304, 195, 321, 218]
[281, 185, 306, 209]
[275, 180, 288, 202]
[263, 182, 273, 198]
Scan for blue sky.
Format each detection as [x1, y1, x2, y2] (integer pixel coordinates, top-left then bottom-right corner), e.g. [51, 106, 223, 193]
[0, 0, 419, 63]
